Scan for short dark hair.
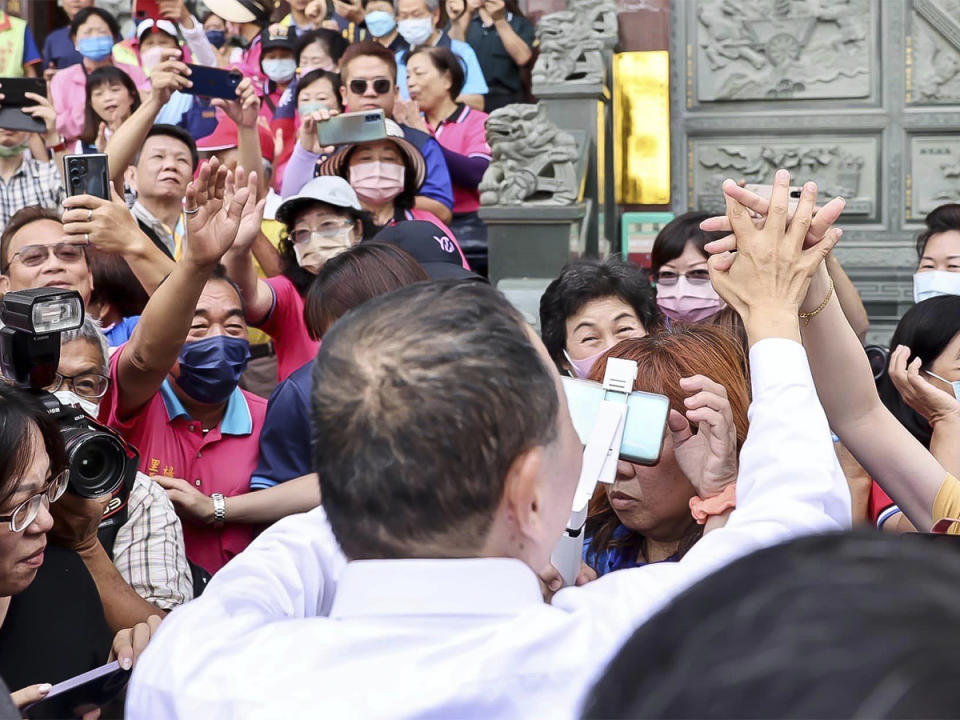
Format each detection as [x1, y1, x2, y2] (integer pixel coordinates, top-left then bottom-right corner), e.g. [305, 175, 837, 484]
[915, 202, 960, 261]
[295, 28, 348, 66]
[82, 66, 141, 147]
[1, 207, 67, 274]
[87, 248, 149, 318]
[539, 256, 662, 370]
[650, 210, 726, 276]
[70, 7, 121, 39]
[311, 281, 559, 559]
[139, 124, 199, 171]
[295, 69, 343, 111]
[302, 241, 428, 340]
[582, 531, 960, 719]
[208, 264, 247, 318]
[877, 294, 960, 449]
[406, 46, 465, 99]
[0, 383, 67, 510]
[339, 40, 398, 83]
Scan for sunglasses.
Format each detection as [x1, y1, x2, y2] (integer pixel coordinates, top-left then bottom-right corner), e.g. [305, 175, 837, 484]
[349, 78, 392, 95]
[9, 242, 87, 269]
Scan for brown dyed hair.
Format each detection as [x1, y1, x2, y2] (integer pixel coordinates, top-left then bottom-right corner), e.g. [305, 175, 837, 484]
[339, 40, 398, 83]
[302, 241, 428, 340]
[584, 324, 750, 565]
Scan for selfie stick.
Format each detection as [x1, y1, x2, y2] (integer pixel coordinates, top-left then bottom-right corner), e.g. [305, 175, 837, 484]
[550, 358, 638, 587]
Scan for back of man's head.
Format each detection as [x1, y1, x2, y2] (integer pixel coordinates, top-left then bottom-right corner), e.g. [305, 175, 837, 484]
[582, 531, 960, 719]
[311, 280, 559, 560]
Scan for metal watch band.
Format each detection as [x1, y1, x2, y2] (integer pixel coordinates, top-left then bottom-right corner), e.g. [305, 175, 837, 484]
[212, 492, 226, 524]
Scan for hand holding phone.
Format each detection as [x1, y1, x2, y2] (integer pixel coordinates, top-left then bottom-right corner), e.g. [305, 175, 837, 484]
[23, 661, 130, 719]
[181, 64, 242, 99]
[316, 109, 386, 148]
[0, 77, 48, 133]
[64, 154, 111, 201]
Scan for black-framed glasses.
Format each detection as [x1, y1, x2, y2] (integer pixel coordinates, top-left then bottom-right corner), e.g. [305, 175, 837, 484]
[45, 371, 110, 399]
[10, 242, 87, 269]
[349, 78, 392, 95]
[654, 269, 711, 286]
[0, 471, 69, 532]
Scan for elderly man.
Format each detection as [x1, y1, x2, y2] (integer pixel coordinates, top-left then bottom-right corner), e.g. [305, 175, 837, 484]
[127, 173, 853, 718]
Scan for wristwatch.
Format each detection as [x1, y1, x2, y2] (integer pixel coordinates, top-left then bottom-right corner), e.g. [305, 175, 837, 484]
[46, 136, 66, 154]
[212, 493, 226, 527]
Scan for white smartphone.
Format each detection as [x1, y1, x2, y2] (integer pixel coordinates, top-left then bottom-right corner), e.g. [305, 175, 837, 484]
[317, 109, 387, 147]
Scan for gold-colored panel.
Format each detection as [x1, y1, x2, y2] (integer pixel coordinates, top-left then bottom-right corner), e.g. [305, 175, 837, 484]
[614, 51, 670, 205]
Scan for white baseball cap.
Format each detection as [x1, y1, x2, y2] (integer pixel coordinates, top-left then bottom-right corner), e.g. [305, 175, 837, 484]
[136, 18, 179, 42]
[275, 176, 363, 227]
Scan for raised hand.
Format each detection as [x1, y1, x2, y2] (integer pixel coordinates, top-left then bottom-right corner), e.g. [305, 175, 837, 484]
[668, 375, 739, 499]
[707, 169, 842, 345]
[183, 159, 256, 269]
[229, 167, 267, 255]
[149, 54, 192, 105]
[212, 76, 260, 128]
[22, 91, 58, 143]
[394, 98, 428, 133]
[63, 190, 150, 257]
[889, 345, 960, 426]
[299, 106, 339, 154]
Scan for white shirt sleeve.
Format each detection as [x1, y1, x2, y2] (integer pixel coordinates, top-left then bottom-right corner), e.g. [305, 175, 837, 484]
[179, 16, 218, 68]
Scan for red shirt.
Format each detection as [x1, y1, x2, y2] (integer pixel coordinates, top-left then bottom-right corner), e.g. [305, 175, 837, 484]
[432, 104, 491, 215]
[101, 346, 268, 574]
[257, 275, 320, 382]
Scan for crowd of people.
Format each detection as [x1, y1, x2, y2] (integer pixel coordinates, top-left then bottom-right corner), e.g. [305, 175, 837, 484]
[0, 0, 958, 718]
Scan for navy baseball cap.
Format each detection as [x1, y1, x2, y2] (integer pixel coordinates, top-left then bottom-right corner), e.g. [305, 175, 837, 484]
[372, 221, 485, 281]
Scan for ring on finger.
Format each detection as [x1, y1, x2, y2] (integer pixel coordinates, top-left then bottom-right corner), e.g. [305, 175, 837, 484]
[184, 206, 200, 215]
[84, 233, 89, 243]
[87, 209, 93, 221]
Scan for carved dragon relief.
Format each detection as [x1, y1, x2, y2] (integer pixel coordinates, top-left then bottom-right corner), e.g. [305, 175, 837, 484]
[694, 0, 872, 101]
[910, 0, 960, 103]
[690, 140, 876, 216]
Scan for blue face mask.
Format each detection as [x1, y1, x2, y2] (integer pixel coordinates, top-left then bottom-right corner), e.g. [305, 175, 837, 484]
[76, 35, 115, 61]
[365, 10, 396, 38]
[175, 335, 251, 405]
[205, 29, 226, 48]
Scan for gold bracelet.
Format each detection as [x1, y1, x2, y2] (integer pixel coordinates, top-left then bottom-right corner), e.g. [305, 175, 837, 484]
[799, 278, 833, 326]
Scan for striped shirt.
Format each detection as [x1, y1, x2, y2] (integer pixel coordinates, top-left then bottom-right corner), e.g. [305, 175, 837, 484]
[113, 471, 194, 610]
[0, 156, 64, 226]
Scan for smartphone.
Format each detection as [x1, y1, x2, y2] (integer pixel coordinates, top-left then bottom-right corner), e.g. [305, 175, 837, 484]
[182, 64, 243, 99]
[561, 376, 670, 465]
[64, 153, 111, 200]
[133, 0, 161, 21]
[744, 183, 804, 214]
[24, 661, 131, 719]
[0, 77, 47, 133]
[316, 109, 386, 147]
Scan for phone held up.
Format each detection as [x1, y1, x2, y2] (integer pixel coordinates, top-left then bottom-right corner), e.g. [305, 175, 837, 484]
[182, 64, 243, 100]
[0, 77, 47, 133]
[316, 109, 387, 147]
[23, 660, 131, 719]
[64, 153, 111, 201]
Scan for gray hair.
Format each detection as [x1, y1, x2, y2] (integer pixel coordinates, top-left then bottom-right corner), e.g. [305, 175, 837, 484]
[61, 316, 110, 376]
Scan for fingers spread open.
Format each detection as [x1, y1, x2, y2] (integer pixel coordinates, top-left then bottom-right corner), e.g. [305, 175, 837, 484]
[807, 196, 846, 242]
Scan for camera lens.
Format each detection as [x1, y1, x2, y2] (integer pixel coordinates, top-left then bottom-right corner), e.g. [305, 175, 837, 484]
[62, 428, 126, 498]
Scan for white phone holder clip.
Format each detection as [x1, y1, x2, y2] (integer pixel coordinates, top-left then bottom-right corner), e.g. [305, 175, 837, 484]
[550, 358, 638, 588]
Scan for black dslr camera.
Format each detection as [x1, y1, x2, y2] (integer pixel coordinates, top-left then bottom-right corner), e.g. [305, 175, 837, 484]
[0, 288, 138, 499]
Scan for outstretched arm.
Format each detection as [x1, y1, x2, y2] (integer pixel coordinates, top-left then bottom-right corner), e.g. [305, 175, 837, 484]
[825, 251, 870, 342]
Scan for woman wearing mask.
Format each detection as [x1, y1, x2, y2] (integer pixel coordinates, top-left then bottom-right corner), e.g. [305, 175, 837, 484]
[203, 13, 231, 66]
[583, 326, 747, 576]
[362, 0, 405, 51]
[259, 29, 298, 123]
[913, 203, 960, 302]
[51, 7, 148, 146]
[540, 256, 662, 379]
[405, 46, 491, 274]
[78, 66, 140, 153]
[224, 175, 372, 382]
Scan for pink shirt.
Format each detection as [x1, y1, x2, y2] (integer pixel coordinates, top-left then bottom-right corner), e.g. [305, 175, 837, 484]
[101, 346, 268, 575]
[51, 61, 149, 144]
[432, 104, 491, 215]
[257, 274, 320, 382]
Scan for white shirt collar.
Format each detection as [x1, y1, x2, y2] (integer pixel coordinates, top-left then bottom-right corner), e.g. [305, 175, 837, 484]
[330, 557, 543, 620]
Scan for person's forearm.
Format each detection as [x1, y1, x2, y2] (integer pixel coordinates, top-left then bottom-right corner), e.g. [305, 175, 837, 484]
[222, 248, 274, 321]
[826, 252, 869, 342]
[77, 542, 167, 633]
[252, 231, 283, 277]
[800, 263, 944, 530]
[439, 146, 488, 189]
[179, 17, 219, 67]
[415, 195, 453, 224]
[106, 96, 162, 180]
[494, 17, 532, 66]
[237, 125, 266, 196]
[930, 416, 960, 480]
[226, 474, 321, 524]
[281, 142, 320, 197]
[448, 12, 470, 40]
[124, 230, 177, 295]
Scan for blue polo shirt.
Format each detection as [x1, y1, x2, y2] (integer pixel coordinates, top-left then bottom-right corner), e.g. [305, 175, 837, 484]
[42, 25, 80, 69]
[250, 360, 313, 489]
[399, 123, 454, 210]
[583, 524, 679, 577]
[396, 32, 488, 100]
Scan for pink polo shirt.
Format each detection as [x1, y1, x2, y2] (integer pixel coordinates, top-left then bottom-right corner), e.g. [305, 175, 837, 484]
[256, 274, 320, 382]
[432, 104, 491, 215]
[101, 346, 268, 575]
[51, 61, 149, 144]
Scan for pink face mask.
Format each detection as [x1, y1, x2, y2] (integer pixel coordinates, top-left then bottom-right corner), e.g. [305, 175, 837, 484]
[348, 161, 405, 205]
[656, 277, 726, 324]
[563, 345, 612, 380]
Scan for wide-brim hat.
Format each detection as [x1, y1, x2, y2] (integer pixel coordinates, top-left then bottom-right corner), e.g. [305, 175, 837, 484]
[317, 118, 426, 191]
[201, 0, 272, 25]
[275, 176, 363, 227]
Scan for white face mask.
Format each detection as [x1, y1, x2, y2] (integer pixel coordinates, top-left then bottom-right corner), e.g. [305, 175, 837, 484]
[54, 390, 100, 418]
[397, 17, 433, 46]
[926, 370, 960, 400]
[262, 58, 297, 84]
[913, 270, 960, 303]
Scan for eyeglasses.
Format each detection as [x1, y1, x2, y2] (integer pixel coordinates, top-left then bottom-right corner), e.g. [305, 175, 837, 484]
[290, 222, 354, 245]
[9, 242, 87, 269]
[654, 269, 711, 286]
[0, 472, 68, 532]
[348, 78, 392, 95]
[45, 371, 110, 399]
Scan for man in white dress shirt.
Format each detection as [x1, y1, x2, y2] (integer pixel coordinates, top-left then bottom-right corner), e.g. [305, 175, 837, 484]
[127, 172, 852, 719]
